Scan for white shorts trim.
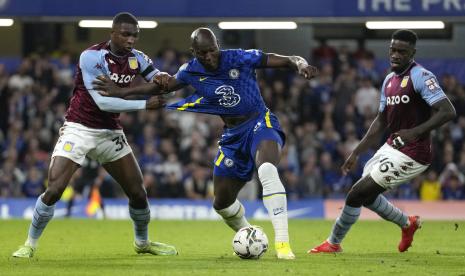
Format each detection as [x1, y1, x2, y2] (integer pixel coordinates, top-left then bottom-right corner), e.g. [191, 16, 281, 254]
[362, 143, 428, 189]
[51, 122, 132, 165]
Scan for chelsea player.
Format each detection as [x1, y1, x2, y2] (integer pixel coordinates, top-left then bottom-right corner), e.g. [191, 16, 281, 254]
[94, 28, 318, 259]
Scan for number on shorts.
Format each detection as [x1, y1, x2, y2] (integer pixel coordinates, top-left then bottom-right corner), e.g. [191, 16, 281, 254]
[112, 135, 127, 152]
[379, 158, 394, 173]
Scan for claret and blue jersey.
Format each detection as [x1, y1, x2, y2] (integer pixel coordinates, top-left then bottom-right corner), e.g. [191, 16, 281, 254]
[66, 41, 158, 129]
[379, 61, 448, 164]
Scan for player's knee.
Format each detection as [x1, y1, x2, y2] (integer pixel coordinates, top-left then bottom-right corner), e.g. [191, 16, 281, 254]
[215, 199, 244, 219]
[257, 162, 285, 194]
[213, 197, 233, 210]
[128, 189, 148, 208]
[362, 193, 380, 207]
[345, 189, 364, 208]
[43, 186, 64, 205]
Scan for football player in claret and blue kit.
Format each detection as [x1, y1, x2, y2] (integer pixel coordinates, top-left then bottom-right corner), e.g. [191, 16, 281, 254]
[12, 12, 177, 258]
[310, 29, 456, 254]
[94, 27, 318, 259]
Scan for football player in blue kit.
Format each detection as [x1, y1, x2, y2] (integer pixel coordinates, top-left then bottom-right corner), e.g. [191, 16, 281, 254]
[94, 27, 318, 259]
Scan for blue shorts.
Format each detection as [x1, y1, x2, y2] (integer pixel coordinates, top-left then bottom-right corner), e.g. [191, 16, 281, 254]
[213, 110, 285, 182]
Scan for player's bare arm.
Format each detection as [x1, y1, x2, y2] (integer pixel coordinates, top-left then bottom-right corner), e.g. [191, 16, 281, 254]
[146, 96, 167, 110]
[153, 73, 186, 92]
[341, 112, 387, 174]
[94, 72, 186, 98]
[393, 98, 456, 145]
[263, 53, 318, 79]
[93, 75, 166, 98]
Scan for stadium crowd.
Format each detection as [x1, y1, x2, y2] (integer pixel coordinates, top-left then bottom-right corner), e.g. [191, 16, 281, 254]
[1, 42, 465, 201]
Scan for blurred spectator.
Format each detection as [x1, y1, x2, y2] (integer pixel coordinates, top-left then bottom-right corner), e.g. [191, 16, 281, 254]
[159, 171, 185, 198]
[8, 59, 33, 91]
[311, 39, 337, 65]
[184, 164, 213, 199]
[21, 166, 45, 198]
[319, 152, 343, 198]
[440, 163, 465, 200]
[442, 174, 465, 200]
[0, 158, 25, 197]
[354, 77, 379, 117]
[298, 155, 323, 198]
[420, 170, 442, 201]
[352, 39, 374, 61]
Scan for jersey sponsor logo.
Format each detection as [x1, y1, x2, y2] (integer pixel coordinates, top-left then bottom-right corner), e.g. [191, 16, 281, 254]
[94, 63, 103, 70]
[229, 69, 240, 79]
[128, 57, 138, 70]
[63, 141, 75, 152]
[387, 81, 392, 88]
[109, 73, 136, 84]
[214, 85, 241, 108]
[386, 94, 410, 106]
[199, 76, 208, 81]
[425, 77, 440, 92]
[400, 76, 409, 88]
[224, 158, 234, 167]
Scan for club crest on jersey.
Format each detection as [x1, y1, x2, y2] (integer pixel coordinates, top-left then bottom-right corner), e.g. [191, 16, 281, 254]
[128, 57, 138, 70]
[224, 158, 234, 167]
[63, 141, 74, 152]
[400, 76, 409, 88]
[229, 69, 240, 79]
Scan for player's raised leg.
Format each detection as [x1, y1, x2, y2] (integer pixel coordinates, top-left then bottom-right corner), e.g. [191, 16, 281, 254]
[365, 194, 421, 252]
[12, 156, 80, 258]
[103, 152, 177, 256]
[255, 140, 295, 260]
[213, 176, 251, 231]
[310, 175, 383, 254]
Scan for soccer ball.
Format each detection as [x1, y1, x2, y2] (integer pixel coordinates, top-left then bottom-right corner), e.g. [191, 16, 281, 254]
[232, 226, 268, 259]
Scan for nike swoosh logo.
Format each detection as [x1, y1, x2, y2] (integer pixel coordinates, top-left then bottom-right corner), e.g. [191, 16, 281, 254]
[199, 77, 208, 81]
[273, 210, 284, 215]
[287, 207, 313, 218]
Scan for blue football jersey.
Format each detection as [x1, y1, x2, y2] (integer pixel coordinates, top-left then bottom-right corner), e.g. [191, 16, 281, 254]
[167, 49, 268, 116]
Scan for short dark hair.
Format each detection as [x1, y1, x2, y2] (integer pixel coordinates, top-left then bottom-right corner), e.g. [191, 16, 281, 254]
[112, 12, 138, 27]
[392, 29, 418, 46]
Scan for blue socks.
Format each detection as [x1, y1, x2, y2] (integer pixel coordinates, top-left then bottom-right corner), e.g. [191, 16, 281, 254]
[129, 206, 150, 245]
[27, 195, 55, 247]
[366, 195, 408, 227]
[328, 205, 361, 244]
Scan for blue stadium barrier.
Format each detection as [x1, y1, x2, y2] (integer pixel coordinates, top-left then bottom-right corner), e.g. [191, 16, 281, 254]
[0, 198, 325, 220]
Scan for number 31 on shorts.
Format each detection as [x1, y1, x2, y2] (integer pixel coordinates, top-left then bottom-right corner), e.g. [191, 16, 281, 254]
[112, 135, 128, 152]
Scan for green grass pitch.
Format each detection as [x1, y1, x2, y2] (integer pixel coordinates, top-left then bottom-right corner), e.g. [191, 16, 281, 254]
[1, 219, 464, 275]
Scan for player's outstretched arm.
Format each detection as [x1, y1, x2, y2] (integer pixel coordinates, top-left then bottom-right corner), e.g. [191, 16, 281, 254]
[93, 75, 165, 99]
[94, 73, 186, 99]
[342, 112, 387, 174]
[263, 53, 318, 79]
[393, 98, 456, 145]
